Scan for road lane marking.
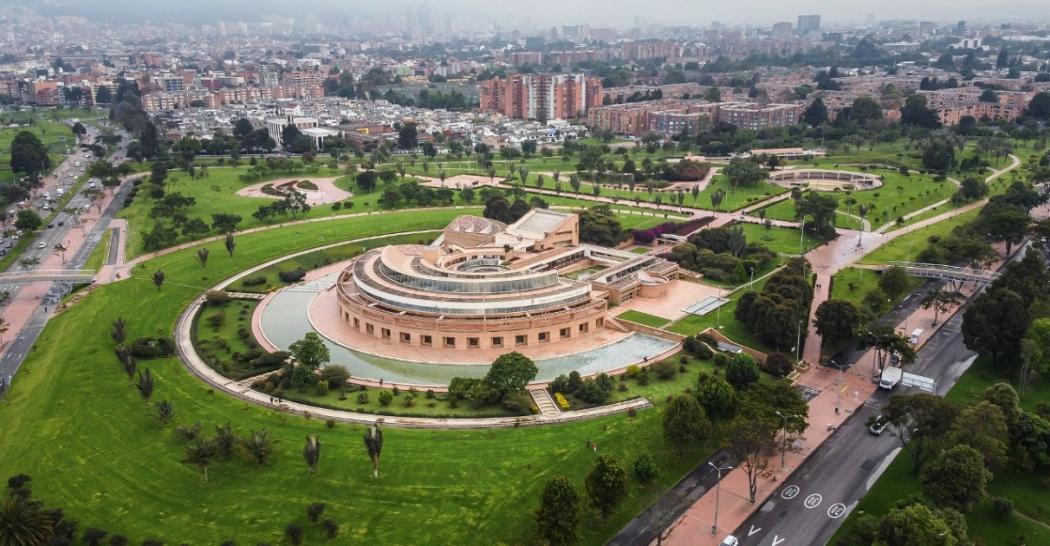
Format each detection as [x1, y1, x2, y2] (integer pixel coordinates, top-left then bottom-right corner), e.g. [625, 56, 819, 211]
[747, 525, 761, 537]
[827, 503, 846, 519]
[780, 485, 800, 500]
[803, 494, 823, 509]
[771, 535, 785, 546]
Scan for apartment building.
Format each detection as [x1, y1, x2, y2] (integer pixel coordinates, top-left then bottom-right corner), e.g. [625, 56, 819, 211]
[587, 99, 801, 136]
[478, 74, 603, 121]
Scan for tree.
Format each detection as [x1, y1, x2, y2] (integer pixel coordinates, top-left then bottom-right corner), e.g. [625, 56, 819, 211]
[1027, 92, 1050, 121]
[725, 353, 760, 390]
[14, 209, 42, 231]
[814, 299, 861, 348]
[724, 157, 768, 190]
[185, 436, 217, 481]
[151, 270, 165, 290]
[882, 393, 960, 472]
[224, 232, 236, 257]
[710, 189, 725, 210]
[290, 332, 330, 371]
[696, 373, 737, 418]
[535, 476, 580, 546]
[979, 201, 1030, 255]
[483, 352, 537, 397]
[802, 97, 828, 126]
[920, 289, 962, 326]
[875, 502, 960, 546]
[302, 435, 321, 473]
[996, 47, 1010, 69]
[156, 400, 174, 424]
[397, 122, 418, 150]
[921, 445, 992, 512]
[794, 192, 838, 236]
[584, 455, 627, 521]
[0, 492, 54, 546]
[662, 394, 712, 449]
[849, 96, 883, 126]
[306, 502, 326, 523]
[962, 288, 1029, 365]
[727, 405, 779, 503]
[10, 131, 51, 175]
[135, 368, 154, 403]
[363, 422, 384, 478]
[878, 266, 911, 298]
[196, 248, 209, 269]
[211, 213, 241, 233]
[244, 429, 274, 465]
[947, 401, 1008, 467]
[356, 170, 377, 193]
[901, 95, 941, 129]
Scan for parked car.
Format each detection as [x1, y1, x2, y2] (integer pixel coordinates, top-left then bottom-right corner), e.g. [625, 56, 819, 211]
[36, 241, 47, 249]
[868, 414, 888, 436]
[720, 536, 739, 546]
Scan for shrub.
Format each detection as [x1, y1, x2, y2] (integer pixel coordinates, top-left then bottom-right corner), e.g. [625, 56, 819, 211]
[632, 454, 658, 483]
[241, 276, 267, 286]
[554, 392, 571, 410]
[356, 392, 369, 404]
[762, 353, 794, 377]
[278, 268, 306, 283]
[713, 353, 728, 367]
[129, 337, 175, 358]
[449, 376, 481, 399]
[251, 351, 290, 370]
[425, 389, 435, 399]
[378, 390, 393, 406]
[992, 496, 1014, 518]
[502, 391, 538, 414]
[651, 360, 678, 380]
[205, 291, 231, 305]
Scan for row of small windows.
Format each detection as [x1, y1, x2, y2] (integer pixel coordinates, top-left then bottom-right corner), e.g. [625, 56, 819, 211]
[351, 317, 605, 348]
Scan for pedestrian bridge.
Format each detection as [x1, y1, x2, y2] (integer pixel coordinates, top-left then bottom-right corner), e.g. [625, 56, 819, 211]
[889, 261, 999, 285]
[0, 269, 96, 285]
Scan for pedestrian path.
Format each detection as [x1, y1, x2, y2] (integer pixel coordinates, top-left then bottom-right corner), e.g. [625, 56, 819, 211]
[529, 388, 561, 416]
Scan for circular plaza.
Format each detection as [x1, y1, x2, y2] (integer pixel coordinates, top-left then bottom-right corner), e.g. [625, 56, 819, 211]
[769, 168, 882, 191]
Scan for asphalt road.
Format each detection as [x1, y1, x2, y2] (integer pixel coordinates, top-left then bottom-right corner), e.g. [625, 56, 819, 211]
[0, 124, 128, 391]
[727, 311, 975, 546]
[727, 245, 1033, 546]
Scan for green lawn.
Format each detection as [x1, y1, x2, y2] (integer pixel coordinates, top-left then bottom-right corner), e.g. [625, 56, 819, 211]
[696, 175, 787, 212]
[616, 310, 671, 328]
[858, 208, 981, 265]
[117, 165, 666, 259]
[0, 209, 724, 546]
[758, 169, 955, 230]
[668, 277, 782, 355]
[83, 228, 113, 272]
[0, 111, 93, 184]
[737, 222, 821, 255]
[194, 299, 262, 379]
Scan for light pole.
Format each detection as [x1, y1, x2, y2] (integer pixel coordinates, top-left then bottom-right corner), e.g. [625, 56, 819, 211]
[774, 410, 801, 469]
[831, 359, 843, 415]
[799, 219, 807, 255]
[709, 462, 733, 535]
[795, 320, 804, 363]
[749, 265, 755, 290]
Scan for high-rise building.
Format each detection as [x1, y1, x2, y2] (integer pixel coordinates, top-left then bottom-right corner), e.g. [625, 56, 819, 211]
[797, 15, 821, 35]
[479, 74, 603, 121]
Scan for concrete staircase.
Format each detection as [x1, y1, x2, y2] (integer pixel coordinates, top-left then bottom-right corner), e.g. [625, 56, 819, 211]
[529, 388, 561, 417]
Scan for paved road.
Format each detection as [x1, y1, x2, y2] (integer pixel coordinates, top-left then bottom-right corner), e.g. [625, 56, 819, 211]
[0, 123, 128, 391]
[727, 244, 1031, 546]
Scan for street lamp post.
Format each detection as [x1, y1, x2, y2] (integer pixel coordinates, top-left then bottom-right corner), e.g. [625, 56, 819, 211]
[832, 359, 843, 415]
[749, 265, 755, 290]
[795, 320, 803, 363]
[774, 410, 800, 469]
[799, 219, 806, 254]
[709, 462, 733, 535]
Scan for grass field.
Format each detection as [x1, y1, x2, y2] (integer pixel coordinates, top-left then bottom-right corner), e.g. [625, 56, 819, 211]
[757, 169, 956, 230]
[117, 165, 673, 259]
[695, 175, 786, 212]
[83, 228, 113, 272]
[616, 310, 671, 328]
[0, 108, 102, 184]
[858, 208, 981, 265]
[667, 277, 782, 354]
[0, 209, 727, 546]
[736, 222, 821, 255]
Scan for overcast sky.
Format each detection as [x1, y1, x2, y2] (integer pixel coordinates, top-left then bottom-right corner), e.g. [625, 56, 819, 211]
[19, 0, 1050, 28]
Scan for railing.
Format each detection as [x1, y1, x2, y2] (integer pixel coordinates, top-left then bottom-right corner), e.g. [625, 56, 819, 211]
[0, 269, 95, 284]
[889, 261, 1000, 285]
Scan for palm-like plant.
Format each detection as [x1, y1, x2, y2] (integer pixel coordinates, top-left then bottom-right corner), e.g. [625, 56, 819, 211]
[196, 248, 209, 269]
[185, 436, 217, 481]
[0, 493, 54, 546]
[111, 317, 127, 345]
[303, 435, 321, 473]
[156, 400, 174, 424]
[224, 232, 236, 257]
[214, 423, 236, 459]
[135, 368, 154, 403]
[116, 345, 136, 379]
[244, 429, 274, 465]
[151, 270, 165, 290]
[364, 422, 384, 478]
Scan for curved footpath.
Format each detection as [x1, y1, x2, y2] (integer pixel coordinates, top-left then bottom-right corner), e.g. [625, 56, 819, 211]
[172, 230, 655, 429]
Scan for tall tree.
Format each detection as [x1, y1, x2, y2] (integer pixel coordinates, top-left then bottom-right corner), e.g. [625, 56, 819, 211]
[921, 445, 992, 512]
[584, 455, 627, 521]
[962, 288, 1029, 366]
[662, 394, 712, 449]
[196, 248, 209, 269]
[10, 131, 51, 175]
[802, 97, 828, 126]
[302, 435, 321, 473]
[224, 232, 236, 257]
[814, 299, 862, 348]
[535, 476, 580, 546]
[727, 404, 779, 503]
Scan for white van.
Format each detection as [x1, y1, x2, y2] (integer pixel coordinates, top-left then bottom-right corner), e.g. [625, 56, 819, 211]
[909, 328, 924, 345]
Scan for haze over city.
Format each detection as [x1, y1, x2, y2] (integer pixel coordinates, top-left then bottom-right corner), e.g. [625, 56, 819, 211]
[0, 2, 1048, 546]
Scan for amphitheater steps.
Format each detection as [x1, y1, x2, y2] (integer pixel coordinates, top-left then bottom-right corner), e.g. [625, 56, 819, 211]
[529, 388, 561, 417]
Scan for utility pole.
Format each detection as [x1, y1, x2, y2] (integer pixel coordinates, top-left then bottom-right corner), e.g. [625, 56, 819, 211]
[709, 462, 733, 535]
